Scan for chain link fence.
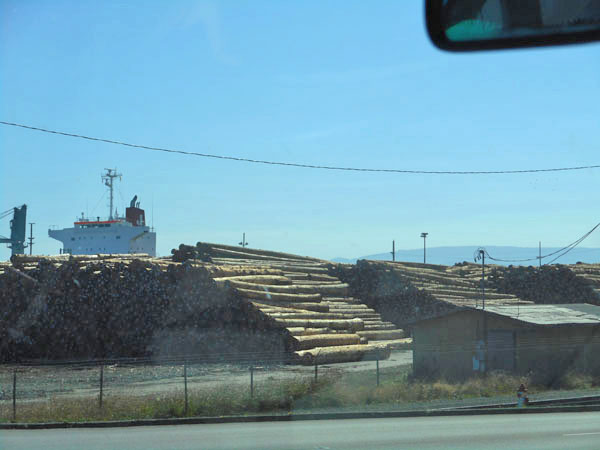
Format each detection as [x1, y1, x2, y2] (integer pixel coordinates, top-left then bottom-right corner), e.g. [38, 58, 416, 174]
[0, 351, 412, 422]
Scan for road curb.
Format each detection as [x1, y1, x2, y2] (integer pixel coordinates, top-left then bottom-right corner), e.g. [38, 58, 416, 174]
[1, 404, 600, 430]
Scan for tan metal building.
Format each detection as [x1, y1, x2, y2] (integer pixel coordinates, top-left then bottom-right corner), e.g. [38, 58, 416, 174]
[412, 304, 600, 381]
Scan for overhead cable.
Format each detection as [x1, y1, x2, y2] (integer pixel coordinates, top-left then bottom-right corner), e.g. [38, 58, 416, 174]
[2, 120, 600, 175]
[483, 220, 600, 265]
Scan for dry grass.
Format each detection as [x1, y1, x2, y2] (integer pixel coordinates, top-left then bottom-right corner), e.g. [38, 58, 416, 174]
[1, 368, 598, 423]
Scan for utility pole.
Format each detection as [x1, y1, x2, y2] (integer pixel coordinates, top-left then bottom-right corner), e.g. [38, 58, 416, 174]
[101, 168, 122, 220]
[391, 240, 395, 262]
[474, 248, 487, 374]
[420, 233, 428, 264]
[473, 248, 486, 309]
[28, 223, 35, 255]
[239, 233, 248, 248]
[537, 241, 542, 304]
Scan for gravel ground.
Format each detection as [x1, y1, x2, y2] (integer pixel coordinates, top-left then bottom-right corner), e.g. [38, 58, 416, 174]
[0, 351, 413, 402]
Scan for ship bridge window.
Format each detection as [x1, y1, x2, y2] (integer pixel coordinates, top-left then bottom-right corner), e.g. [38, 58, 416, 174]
[116, 236, 121, 239]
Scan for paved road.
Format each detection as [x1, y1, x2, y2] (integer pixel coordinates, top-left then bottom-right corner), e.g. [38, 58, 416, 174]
[2, 412, 599, 449]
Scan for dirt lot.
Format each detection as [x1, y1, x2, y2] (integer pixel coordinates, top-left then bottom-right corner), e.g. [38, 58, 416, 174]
[0, 351, 412, 402]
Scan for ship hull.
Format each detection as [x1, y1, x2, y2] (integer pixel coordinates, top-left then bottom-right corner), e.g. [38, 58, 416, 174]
[49, 223, 156, 256]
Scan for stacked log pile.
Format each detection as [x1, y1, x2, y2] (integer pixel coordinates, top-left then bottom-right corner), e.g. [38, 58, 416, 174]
[188, 242, 407, 365]
[2, 243, 416, 365]
[452, 262, 599, 305]
[330, 260, 533, 328]
[567, 264, 600, 304]
[0, 254, 289, 362]
[488, 263, 598, 305]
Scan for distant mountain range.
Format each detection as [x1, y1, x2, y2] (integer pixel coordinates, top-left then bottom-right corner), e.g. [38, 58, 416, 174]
[330, 246, 599, 266]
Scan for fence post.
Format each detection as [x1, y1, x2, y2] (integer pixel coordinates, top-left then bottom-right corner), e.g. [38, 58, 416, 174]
[376, 358, 380, 387]
[12, 369, 16, 422]
[184, 361, 188, 415]
[250, 366, 254, 398]
[99, 364, 104, 409]
[314, 364, 318, 382]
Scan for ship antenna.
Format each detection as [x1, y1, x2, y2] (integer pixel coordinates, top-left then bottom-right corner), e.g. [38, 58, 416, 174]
[102, 168, 122, 220]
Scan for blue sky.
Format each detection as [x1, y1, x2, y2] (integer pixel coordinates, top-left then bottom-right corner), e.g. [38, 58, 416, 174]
[1, 1, 600, 261]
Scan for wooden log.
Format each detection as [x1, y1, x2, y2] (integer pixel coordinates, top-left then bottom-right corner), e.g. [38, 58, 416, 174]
[235, 288, 321, 303]
[205, 266, 285, 278]
[323, 297, 359, 303]
[213, 275, 292, 286]
[286, 327, 305, 335]
[274, 318, 364, 332]
[222, 280, 348, 296]
[369, 338, 413, 350]
[293, 284, 349, 296]
[357, 330, 406, 340]
[363, 324, 397, 330]
[197, 241, 323, 262]
[284, 273, 340, 282]
[286, 327, 331, 336]
[327, 304, 369, 309]
[271, 265, 329, 274]
[269, 312, 353, 320]
[286, 327, 332, 336]
[325, 308, 376, 315]
[290, 334, 361, 351]
[288, 280, 343, 286]
[210, 247, 313, 263]
[251, 301, 330, 313]
[294, 344, 391, 365]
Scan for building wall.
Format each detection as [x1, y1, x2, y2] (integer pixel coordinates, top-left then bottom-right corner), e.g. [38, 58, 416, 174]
[413, 310, 482, 380]
[413, 310, 600, 380]
[516, 325, 600, 382]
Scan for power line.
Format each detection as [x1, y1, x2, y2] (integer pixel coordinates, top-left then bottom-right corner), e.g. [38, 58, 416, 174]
[546, 224, 599, 264]
[3, 120, 600, 175]
[483, 220, 600, 265]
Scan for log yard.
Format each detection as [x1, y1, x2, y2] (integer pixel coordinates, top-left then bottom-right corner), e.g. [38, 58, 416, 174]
[2, 240, 600, 366]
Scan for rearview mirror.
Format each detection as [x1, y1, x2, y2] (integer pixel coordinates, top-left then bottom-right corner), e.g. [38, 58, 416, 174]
[426, 0, 600, 51]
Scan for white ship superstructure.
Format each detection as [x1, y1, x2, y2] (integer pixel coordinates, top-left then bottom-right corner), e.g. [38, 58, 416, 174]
[48, 169, 156, 256]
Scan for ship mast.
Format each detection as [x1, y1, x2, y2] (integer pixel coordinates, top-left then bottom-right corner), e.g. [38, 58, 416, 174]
[102, 168, 122, 220]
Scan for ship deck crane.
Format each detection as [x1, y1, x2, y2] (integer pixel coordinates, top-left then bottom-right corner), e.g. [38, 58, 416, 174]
[0, 204, 27, 256]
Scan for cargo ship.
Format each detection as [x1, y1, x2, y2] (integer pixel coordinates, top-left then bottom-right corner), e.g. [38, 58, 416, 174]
[48, 169, 156, 256]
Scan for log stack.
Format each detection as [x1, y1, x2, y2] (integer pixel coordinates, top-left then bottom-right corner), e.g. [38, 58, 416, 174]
[486, 263, 599, 305]
[191, 242, 408, 364]
[566, 264, 600, 304]
[330, 260, 534, 329]
[2, 243, 412, 365]
[0, 254, 289, 362]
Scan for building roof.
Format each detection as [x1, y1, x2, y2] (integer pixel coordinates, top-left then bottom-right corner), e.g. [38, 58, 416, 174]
[484, 304, 600, 325]
[411, 303, 600, 326]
